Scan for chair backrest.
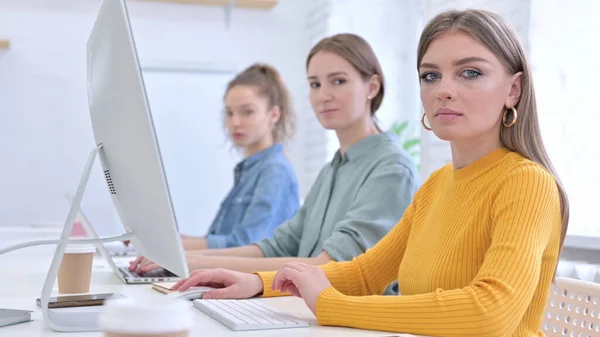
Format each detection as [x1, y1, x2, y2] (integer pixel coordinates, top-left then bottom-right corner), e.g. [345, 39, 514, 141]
[542, 277, 600, 337]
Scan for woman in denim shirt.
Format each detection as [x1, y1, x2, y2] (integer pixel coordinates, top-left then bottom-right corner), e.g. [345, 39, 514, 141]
[133, 35, 419, 293]
[176, 64, 300, 250]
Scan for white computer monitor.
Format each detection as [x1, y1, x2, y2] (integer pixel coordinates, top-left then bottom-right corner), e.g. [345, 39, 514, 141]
[86, 0, 188, 279]
[0, 0, 192, 332]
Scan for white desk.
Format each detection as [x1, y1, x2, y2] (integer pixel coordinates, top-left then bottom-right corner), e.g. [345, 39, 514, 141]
[0, 246, 418, 337]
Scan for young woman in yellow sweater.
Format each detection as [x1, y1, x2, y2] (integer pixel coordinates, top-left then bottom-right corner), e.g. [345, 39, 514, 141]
[172, 9, 569, 337]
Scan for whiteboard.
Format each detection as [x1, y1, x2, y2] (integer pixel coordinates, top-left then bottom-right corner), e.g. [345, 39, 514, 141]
[141, 70, 241, 236]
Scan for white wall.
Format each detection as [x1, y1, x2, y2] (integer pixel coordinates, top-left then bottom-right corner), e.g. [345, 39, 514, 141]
[529, 0, 600, 236]
[0, 0, 311, 236]
[142, 70, 239, 237]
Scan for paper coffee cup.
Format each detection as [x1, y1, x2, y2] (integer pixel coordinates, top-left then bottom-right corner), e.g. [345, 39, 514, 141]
[99, 296, 193, 337]
[58, 244, 96, 294]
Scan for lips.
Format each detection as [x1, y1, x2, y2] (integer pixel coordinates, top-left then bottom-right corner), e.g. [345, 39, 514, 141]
[435, 108, 463, 122]
[320, 108, 338, 115]
[435, 108, 463, 117]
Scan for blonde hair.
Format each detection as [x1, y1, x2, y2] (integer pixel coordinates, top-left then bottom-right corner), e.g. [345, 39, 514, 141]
[306, 33, 385, 129]
[418, 10, 569, 256]
[224, 63, 295, 143]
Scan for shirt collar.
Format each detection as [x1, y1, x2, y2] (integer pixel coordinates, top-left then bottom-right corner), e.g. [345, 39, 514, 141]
[237, 143, 283, 171]
[331, 132, 394, 166]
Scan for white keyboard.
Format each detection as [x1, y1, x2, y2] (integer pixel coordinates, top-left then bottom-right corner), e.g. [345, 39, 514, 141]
[193, 299, 310, 331]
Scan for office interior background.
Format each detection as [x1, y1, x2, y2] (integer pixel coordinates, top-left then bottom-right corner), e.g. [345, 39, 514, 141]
[0, 0, 598, 281]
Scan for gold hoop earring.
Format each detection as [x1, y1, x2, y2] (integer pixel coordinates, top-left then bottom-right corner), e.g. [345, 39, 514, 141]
[503, 107, 518, 128]
[421, 113, 432, 131]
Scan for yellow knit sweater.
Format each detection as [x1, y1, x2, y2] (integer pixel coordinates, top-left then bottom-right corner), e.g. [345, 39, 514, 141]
[258, 148, 562, 337]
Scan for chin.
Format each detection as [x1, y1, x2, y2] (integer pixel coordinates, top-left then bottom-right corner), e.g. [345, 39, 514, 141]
[318, 119, 343, 130]
[230, 139, 246, 148]
[431, 128, 460, 142]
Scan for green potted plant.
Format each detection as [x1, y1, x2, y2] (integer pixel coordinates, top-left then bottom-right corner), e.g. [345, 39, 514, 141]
[389, 120, 421, 169]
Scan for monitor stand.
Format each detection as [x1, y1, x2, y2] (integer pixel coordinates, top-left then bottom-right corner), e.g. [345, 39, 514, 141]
[38, 144, 133, 332]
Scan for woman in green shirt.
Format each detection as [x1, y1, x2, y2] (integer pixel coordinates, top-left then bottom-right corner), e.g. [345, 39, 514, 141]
[131, 34, 419, 288]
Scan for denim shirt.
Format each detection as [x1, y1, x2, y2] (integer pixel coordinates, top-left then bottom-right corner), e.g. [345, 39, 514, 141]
[205, 143, 300, 249]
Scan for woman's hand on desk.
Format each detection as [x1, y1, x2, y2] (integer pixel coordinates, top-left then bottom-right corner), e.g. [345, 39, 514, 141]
[272, 262, 332, 315]
[172, 269, 264, 299]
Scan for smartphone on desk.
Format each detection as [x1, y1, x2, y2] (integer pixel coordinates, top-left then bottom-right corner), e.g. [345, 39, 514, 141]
[36, 293, 126, 309]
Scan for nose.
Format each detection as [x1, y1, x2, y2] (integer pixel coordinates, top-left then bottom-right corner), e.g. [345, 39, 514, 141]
[435, 76, 456, 101]
[229, 114, 241, 127]
[315, 85, 333, 103]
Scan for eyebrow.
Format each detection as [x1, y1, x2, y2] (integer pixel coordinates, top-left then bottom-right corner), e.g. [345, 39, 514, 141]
[419, 57, 491, 70]
[307, 71, 349, 80]
[226, 103, 255, 110]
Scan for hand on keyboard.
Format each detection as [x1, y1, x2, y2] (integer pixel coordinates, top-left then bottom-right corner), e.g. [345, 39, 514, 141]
[129, 255, 161, 273]
[172, 269, 263, 300]
[271, 262, 332, 315]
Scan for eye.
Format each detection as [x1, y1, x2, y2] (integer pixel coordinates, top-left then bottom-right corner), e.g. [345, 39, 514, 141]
[225, 110, 233, 117]
[420, 72, 440, 82]
[309, 81, 320, 89]
[333, 78, 346, 85]
[461, 69, 482, 79]
[243, 110, 254, 115]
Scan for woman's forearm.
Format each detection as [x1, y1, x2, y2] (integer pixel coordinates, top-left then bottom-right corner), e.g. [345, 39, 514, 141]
[187, 252, 332, 273]
[188, 244, 264, 258]
[181, 236, 207, 250]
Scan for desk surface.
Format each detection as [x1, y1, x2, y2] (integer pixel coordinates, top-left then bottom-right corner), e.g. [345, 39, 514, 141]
[0, 245, 417, 337]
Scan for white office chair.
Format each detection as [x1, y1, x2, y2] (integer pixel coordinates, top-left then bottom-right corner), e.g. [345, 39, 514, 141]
[542, 277, 600, 337]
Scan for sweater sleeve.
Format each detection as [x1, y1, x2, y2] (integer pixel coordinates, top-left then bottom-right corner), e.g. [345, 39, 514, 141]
[314, 165, 561, 337]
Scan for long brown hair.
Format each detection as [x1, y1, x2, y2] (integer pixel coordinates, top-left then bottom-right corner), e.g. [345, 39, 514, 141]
[306, 33, 385, 129]
[417, 10, 569, 256]
[224, 63, 295, 143]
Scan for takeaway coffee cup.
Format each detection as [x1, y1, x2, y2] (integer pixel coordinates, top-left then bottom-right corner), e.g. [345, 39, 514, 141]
[57, 244, 96, 294]
[99, 296, 193, 337]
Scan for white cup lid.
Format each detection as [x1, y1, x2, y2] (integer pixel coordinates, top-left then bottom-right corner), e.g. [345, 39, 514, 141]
[64, 244, 96, 254]
[99, 296, 193, 333]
